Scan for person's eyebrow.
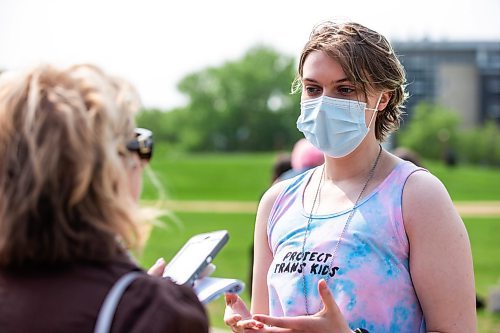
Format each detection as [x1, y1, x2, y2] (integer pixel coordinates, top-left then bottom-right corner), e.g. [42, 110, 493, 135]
[331, 77, 350, 84]
[302, 77, 351, 85]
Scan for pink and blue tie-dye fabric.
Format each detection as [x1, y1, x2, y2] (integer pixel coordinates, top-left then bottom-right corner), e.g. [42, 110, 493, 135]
[267, 161, 426, 333]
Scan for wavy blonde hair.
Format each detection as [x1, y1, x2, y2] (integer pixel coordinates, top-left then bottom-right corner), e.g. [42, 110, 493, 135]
[0, 64, 142, 267]
[292, 21, 408, 141]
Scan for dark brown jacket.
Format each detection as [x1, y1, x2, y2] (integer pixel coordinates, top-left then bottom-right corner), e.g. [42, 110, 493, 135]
[0, 253, 209, 333]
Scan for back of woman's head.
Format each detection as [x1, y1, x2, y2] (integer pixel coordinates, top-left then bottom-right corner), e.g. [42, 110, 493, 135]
[293, 20, 409, 141]
[0, 64, 141, 268]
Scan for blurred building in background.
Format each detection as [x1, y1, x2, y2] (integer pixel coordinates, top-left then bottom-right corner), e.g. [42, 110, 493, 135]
[393, 41, 500, 127]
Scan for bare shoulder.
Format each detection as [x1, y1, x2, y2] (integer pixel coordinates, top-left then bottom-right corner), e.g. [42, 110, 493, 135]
[253, 178, 296, 237]
[402, 171, 476, 332]
[403, 169, 450, 201]
[257, 178, 293, 214]
[402, 169, 461, 235]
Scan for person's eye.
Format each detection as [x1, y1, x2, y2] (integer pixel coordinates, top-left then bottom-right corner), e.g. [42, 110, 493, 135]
[304, 85, 322, 96]
[338, 86, 355, 95]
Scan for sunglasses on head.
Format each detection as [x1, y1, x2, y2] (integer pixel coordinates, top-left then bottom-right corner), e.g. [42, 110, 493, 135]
[126, 128, 153, 162]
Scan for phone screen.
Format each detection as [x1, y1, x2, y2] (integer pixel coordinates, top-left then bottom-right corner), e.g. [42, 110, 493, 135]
[163, 231, 228, 285]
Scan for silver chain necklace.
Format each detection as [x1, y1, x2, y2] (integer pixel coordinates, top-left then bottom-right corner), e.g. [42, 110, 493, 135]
[301, 144, 383, 315]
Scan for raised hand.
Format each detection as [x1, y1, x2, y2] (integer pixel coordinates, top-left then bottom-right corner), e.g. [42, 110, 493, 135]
[224, 293, 264, 332]
[252, 279, 353, 333]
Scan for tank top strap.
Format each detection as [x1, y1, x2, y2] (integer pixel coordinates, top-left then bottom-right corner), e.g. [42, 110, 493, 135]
[267, 167, 319, 244]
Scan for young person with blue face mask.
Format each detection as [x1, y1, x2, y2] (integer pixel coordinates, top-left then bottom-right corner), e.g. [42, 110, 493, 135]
[224, 21, 477, 333]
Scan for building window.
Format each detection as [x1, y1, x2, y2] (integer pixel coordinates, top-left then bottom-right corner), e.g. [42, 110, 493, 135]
[487, 103, 500, 119]
[489, 54, 500, 69]
[487, 78, 500, 93]
[410, 80, 426, 95]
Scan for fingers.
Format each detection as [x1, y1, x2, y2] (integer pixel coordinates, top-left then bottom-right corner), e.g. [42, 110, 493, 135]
[260, 327, 292, 333]
[224, 294, 242, 328]
[225, 293, 252, 319]
[224, 312, 242, 327]
[224, 294, 252, 319]
[225, 293, 239, 306]
[239, 319, 264, 330]
[224, 294, 264, 331]
[199, 263, 216, 279]
[251, 281, 347, 333]
[147, 257, 166, 277]
[317, 279, 336, 312]
[317, 279, 351, 332]
[225, 313, 263, 331]
[252, 314, 302, 329]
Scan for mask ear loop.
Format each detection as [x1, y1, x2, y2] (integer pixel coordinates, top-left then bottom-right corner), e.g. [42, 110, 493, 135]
[365, 93, 383, 129]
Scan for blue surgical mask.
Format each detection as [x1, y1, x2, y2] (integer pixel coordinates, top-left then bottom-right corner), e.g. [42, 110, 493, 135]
[296, 95, 381, 158]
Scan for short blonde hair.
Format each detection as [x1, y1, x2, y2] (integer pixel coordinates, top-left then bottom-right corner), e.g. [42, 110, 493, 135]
[293, 21, 408, 141]
[0, 64, 141, 267]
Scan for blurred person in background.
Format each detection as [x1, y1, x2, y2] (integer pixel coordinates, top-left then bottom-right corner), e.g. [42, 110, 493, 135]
[276, 138, 325, 182]
[270, 152, 292, 184]
[392, 146, 422, 167]
[0, 64, 208, 332]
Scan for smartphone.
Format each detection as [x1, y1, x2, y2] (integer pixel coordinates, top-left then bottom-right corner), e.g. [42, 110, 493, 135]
[193, 277, 245, 304]
[162, 230, 229, 286]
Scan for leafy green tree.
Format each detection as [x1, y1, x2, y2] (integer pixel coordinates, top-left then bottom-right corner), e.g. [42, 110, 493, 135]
[136, 108, 171, 142]
[397, 102, 461, 160]
[176, 45, 301, 151]
[136, 107, 190, 149]
[458, 121, 500, 166]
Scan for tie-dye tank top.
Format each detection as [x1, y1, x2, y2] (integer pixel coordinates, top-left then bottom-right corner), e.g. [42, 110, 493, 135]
[267, 161, 426, 333]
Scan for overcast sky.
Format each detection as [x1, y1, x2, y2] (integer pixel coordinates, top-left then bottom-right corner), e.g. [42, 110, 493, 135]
[1, 0, 499, 109]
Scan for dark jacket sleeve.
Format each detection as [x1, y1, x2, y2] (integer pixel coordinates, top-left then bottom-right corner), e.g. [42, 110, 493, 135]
[111, 273, 209, 333]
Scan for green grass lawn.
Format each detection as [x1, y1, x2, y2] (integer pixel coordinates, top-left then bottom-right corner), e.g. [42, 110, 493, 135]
[142, 145, 273, 201]
[465, 218, 500, 333]
[138, 147, 500, 331]
[423, 160, 500, 201]
[142, 143, 500, 202]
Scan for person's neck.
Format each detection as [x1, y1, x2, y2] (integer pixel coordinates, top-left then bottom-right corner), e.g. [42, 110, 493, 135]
[323, 142, 382, 183]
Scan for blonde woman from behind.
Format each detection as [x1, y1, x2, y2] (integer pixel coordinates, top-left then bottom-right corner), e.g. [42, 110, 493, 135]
[0, 64, 208, 333]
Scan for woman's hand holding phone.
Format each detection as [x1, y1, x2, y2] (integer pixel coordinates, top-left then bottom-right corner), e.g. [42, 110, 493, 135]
[148, 257, 167, 277]
[148, 258, 216, 280]
[162, 230, 229, 286]
[150, 230, 244, 305]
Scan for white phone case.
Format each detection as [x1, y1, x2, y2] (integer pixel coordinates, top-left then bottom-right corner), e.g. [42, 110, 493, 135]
[162, 230, 229, 286]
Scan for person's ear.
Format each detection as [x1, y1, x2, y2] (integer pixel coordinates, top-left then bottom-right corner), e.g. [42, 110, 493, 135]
[377, 91, 392, 111]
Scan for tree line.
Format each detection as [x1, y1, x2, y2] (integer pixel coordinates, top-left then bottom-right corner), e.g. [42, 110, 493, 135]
[136, 45, 500, 166]
[137, 45, 302, 152]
